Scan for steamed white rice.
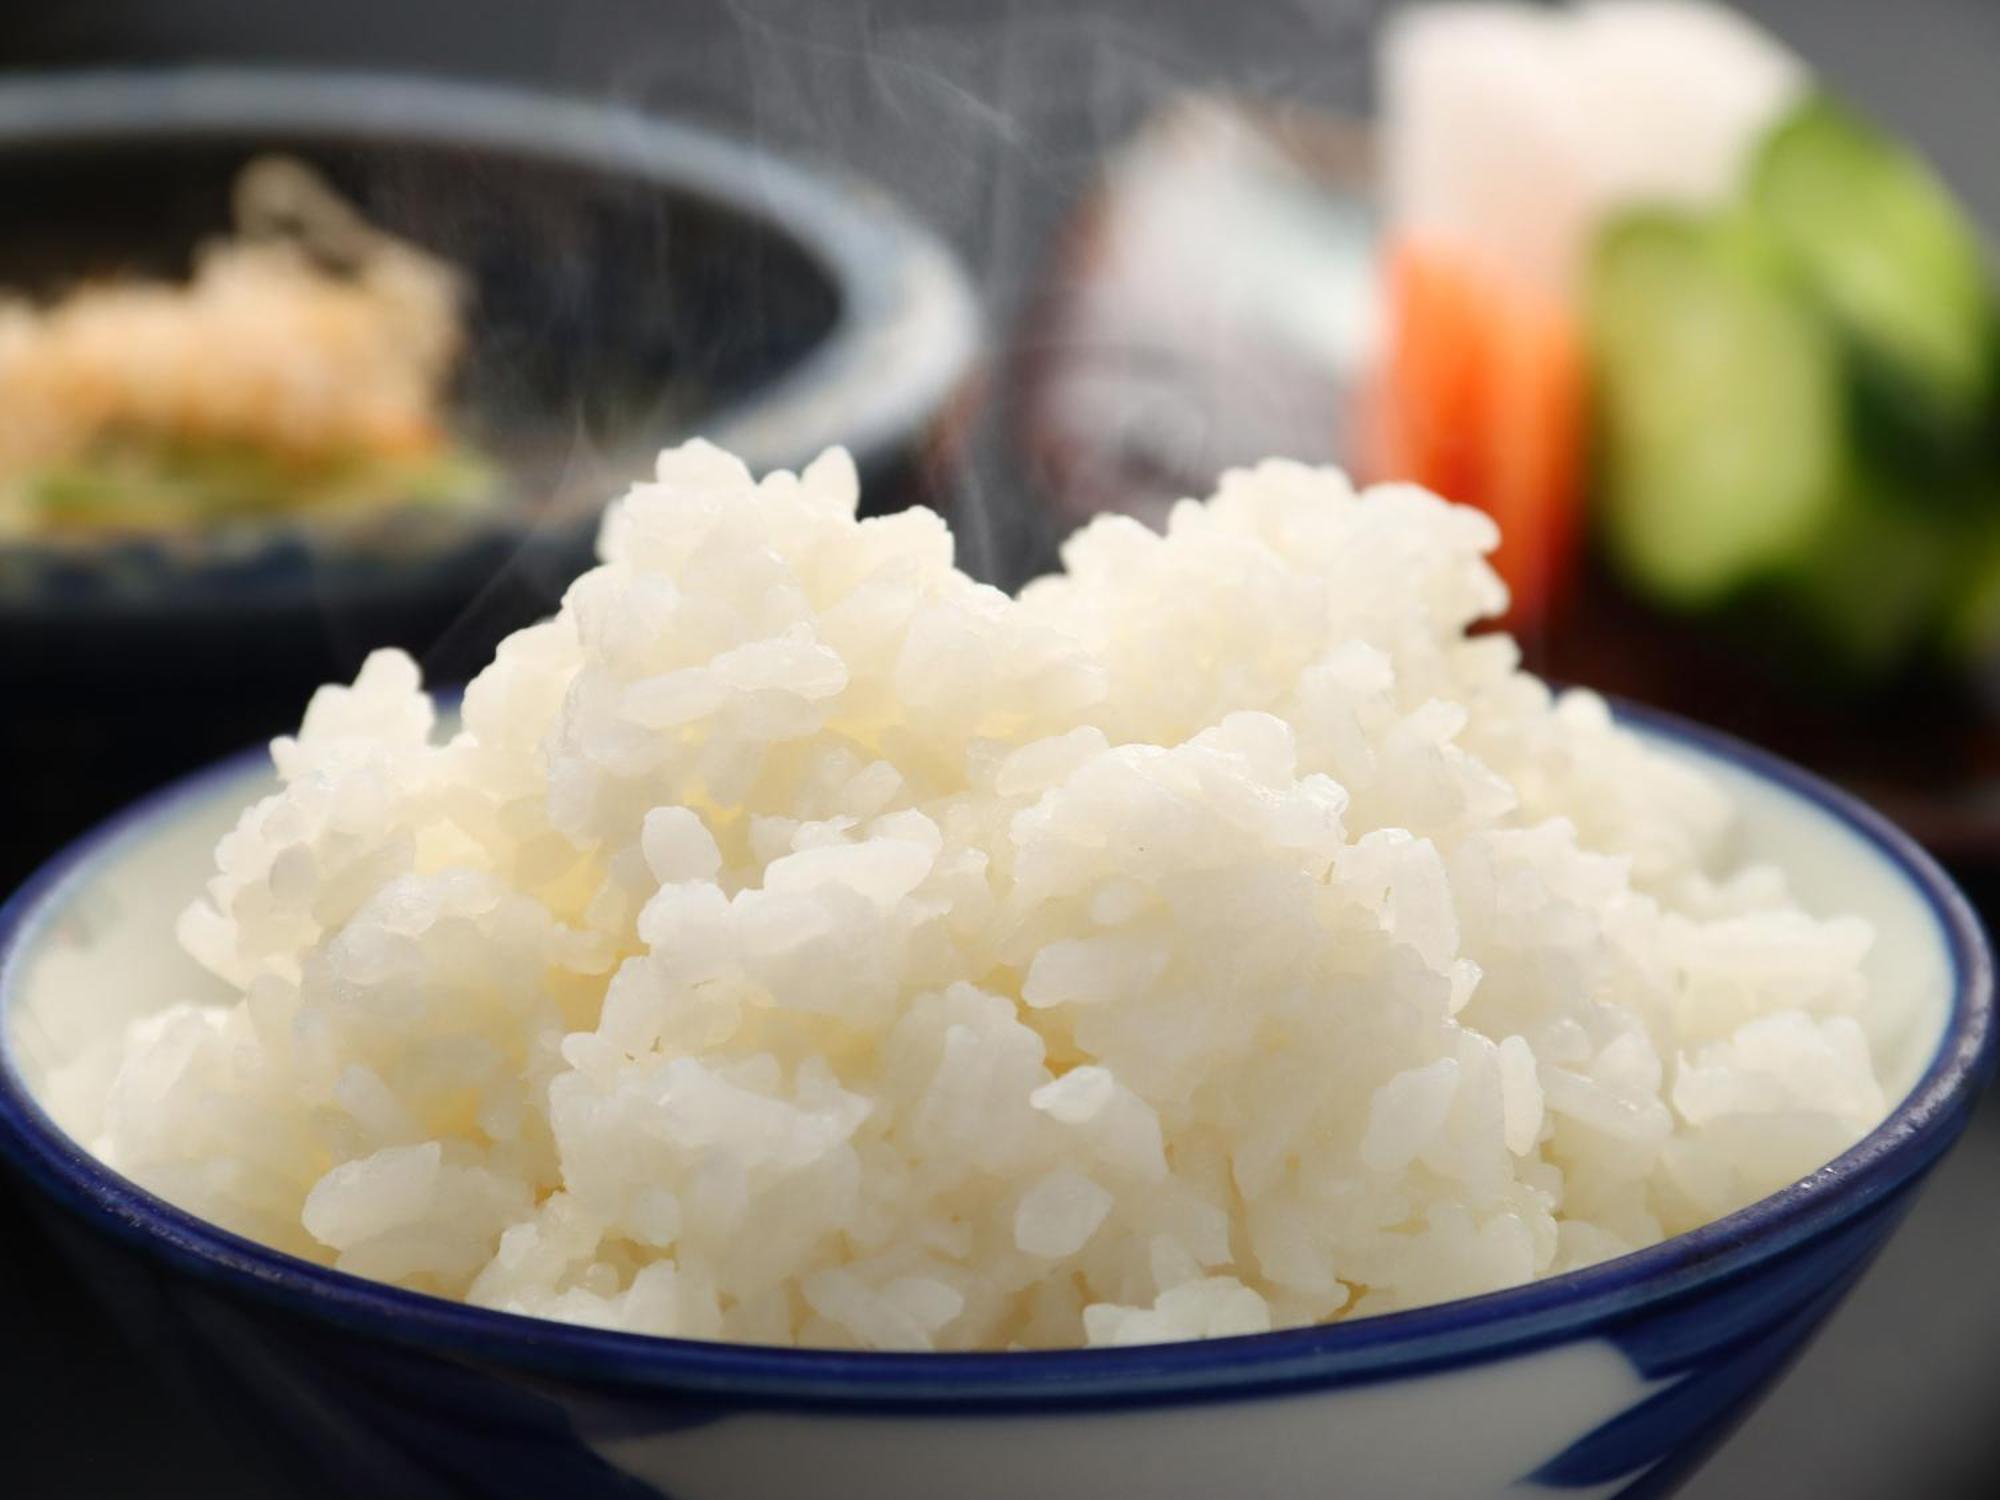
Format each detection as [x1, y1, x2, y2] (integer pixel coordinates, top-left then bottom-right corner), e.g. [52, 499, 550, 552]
[97, 441, 1886, 1350]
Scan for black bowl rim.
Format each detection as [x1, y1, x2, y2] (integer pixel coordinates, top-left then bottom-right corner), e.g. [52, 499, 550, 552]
[0, 697, 1991, 1411]
[0, 66, 980, 585]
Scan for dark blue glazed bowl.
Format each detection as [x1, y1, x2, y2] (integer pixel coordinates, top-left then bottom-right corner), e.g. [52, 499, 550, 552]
[0, 704, 1990, 1500]
[0, 65, 981, 905]
[0, 66, 979, 684]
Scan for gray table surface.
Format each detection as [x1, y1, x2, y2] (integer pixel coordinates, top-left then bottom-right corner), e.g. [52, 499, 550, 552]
[5, 2, 1999, 1495]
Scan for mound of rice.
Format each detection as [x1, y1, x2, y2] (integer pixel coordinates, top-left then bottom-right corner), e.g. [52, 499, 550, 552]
[98, 441, 1886, 1349]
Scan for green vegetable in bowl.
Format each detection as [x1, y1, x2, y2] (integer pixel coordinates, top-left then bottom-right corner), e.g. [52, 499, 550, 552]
[15, 435, 491, 537]
[1590, 93, 2000, 686]
[1750, 95, 2000, 463]
[1589, 209, 1847, 609]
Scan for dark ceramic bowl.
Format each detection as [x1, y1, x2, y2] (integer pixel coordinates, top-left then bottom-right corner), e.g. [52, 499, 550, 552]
[0, 703, 1990, 1500]
[0, 67, 979, 888]
[0, 66, 979, 685]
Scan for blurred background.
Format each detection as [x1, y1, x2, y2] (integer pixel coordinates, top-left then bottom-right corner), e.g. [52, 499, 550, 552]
[3, 1, 1999, 1495]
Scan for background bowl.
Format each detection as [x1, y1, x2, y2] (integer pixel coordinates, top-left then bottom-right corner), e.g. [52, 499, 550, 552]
[0, 705, 1989, 1500]
[0, 66, 979, 884]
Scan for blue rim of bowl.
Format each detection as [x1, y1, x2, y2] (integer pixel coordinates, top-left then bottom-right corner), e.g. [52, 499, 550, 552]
[0, 698, 1991, 1412]
[0, 67, 980, 595]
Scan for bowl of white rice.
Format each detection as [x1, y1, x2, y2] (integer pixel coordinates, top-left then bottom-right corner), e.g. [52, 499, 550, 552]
[0, 442, 1990, 1500]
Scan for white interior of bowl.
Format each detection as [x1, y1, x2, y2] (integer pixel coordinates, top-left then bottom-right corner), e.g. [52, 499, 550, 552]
[6, 763, 254, 1143]
[2, 728, 1956, 1174]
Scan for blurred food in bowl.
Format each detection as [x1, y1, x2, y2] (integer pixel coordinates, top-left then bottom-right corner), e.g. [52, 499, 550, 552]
[0, 67, 981, 631]
[0, 157, 490, 541]
[1376, 0, 2000, 686]
[1015, 0, 2000, 857]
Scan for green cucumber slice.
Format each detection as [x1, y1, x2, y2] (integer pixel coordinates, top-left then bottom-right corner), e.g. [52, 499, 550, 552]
[1590, 209, 1847, 607]
[1750, 94, 1998, 451]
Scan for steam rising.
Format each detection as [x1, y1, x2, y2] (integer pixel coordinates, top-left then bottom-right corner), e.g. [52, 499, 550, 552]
[586, 0, 1385, 584]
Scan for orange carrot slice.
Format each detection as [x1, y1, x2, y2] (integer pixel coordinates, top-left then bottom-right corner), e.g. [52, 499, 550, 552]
[1374, 236, 1585, 634]
[1479, 274, 1586, 631]
[1380, 236, 1488, 506]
